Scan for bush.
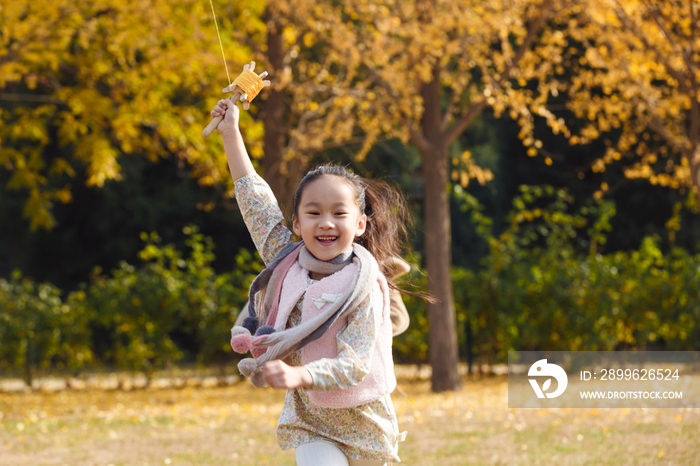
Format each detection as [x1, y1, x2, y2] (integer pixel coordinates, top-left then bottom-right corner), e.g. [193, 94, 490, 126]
[0, 272, 92, 385]
[394, 186, 700, 368]
[452, 185, 700, 365]
[3, 205, 700, 379]
[0, 226, 261, 384]
[79, 226, 260, 380]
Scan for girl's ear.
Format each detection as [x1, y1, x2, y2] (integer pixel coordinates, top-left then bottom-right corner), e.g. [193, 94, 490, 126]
[292, 214, 301, 237]
[355, 213, 367, 237]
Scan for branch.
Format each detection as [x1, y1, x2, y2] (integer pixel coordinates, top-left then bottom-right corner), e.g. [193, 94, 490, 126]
[231, 30, 263, 58]
[288, 83, 367, 99]
[643, 0, 697, 82]
[590, 23, 693, 154]
[616, 0, 700, 146]
[444, 100, 489, 147]
[283, 25, 313, 67]
[641, 0, 693, 43]
[497, 0, 553, 87]
[639, 93, 690, 154]
[445, 0, 553, 146]
[692, 0, 697, 51]
[365, 66, 431, 153]
[284, 95, 340, 157]
[612, 2, 691, 94]
[441, 88, 457, 132]
[0, 93, 64, 105]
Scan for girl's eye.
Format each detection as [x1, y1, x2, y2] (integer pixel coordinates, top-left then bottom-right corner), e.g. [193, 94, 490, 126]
[335, 212, 348, 216]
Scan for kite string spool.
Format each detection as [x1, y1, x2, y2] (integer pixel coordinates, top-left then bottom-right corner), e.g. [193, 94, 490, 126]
[233, 69, 264, 101]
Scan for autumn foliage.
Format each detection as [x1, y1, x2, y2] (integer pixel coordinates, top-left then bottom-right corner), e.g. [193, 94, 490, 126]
[559, 0, 700, 200]
[3, 0, 700, 394]
[0, 0, 265, 229]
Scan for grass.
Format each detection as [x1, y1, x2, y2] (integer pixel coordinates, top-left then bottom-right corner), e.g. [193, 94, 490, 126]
[1, 373, 698, 465]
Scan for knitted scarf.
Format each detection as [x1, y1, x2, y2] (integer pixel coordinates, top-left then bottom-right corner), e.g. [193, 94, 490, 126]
[230, 241, 378, 386]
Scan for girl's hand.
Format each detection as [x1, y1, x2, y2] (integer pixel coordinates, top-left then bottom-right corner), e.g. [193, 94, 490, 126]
[211, 98, 240, 135]
[262, 360, 313, 389]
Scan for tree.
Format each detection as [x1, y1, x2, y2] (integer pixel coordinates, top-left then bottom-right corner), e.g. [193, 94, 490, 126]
[0, 0, 261, 230]
[0, 0, 403, 229]
[563, 0, 700, 203]
[319, 0, 571, 391]
[232, 0, 390, 213]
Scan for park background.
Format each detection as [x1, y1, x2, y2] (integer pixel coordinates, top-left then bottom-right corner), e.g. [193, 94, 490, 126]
[1, 0, 700, 464]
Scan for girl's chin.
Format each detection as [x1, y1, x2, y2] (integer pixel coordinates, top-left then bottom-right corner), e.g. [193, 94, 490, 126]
[307, 241, 348, 260]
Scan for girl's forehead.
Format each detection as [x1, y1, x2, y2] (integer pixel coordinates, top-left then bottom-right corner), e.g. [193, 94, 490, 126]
[301, 175, 357, 204]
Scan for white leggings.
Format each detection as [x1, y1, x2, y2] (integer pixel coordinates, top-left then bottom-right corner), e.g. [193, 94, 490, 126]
[295, 440, 387, 466]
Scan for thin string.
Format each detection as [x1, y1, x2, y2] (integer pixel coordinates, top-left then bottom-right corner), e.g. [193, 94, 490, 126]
[208, 0, 231, 85]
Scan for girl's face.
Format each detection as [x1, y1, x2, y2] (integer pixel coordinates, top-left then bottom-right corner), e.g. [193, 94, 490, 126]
[292, 175, 366, 261]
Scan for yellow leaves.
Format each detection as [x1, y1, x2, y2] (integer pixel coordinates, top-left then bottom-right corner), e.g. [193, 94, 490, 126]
[355, 125, 379, 162]
[452, 151, 494, 188]
[624, 163, 653, 179]
[47, 157, 75, 177]
[24, 189, 57, 231]
[78, 136, 122, 188]
[0, 0, 267, 228]
[562, 0, 700, 198]
[303, 32, 317, 48]
[591, 158, 606, 173]
[53, 187, 73, 204]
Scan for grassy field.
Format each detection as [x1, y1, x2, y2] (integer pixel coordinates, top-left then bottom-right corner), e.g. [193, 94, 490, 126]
[1, 373, 698, 465]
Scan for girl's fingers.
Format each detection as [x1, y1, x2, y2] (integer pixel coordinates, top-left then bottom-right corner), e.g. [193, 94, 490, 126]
[212, 99, 230, 117]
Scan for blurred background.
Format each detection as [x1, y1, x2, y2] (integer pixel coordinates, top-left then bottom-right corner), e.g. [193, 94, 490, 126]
[2, 0, 700, 394]
[4, 1, 700, 464]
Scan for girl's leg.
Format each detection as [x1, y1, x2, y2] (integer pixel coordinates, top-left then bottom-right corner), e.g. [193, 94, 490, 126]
[347, 459, 386, 466]
[295, 440, 349, 466]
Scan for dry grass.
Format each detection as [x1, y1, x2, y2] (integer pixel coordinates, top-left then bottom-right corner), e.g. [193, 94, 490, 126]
[1, 373, 698, 465]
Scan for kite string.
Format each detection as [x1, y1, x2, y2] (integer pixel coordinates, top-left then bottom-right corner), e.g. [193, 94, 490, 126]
[208, 0, 231, 85]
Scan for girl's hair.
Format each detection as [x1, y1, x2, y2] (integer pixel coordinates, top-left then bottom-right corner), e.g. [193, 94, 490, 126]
[292, 163, 430, 300]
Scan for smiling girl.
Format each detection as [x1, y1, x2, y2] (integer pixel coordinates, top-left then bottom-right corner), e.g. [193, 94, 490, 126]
[212, 96, 417, 466]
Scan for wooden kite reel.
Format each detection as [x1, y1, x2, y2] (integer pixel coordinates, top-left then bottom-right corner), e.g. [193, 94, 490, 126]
[202, 61, 271, 138]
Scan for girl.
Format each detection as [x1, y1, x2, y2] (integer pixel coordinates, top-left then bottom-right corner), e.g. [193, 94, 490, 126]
[212, 98, 413, 466]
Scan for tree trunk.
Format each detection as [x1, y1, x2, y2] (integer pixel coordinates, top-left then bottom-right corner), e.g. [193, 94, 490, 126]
[284, 158, 306, 219]
[420, 70, 461, 392]
[688, 146, 700, 206]
[263, 10, 286, 207]
[24, 352, 33, 388]
[422, 148, 461, 391]
[262, 8, 314, 220]
[685, 87, 700, 206]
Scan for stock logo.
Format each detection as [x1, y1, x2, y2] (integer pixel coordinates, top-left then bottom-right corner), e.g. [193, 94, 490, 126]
[528, 359, 568, 399]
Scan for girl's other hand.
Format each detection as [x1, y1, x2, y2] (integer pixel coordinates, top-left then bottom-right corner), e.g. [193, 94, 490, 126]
[262, 360, 314, 390]
[211, 98, 240, 135]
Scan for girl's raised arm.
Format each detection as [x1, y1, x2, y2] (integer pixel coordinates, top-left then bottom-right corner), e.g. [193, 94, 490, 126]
[212, 99, 293, 265]
[211, 99, 255, 182]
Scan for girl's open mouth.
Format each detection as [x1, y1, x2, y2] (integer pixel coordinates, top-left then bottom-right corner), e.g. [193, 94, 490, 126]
[316, 236, 338, 245]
